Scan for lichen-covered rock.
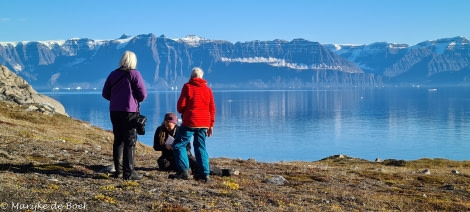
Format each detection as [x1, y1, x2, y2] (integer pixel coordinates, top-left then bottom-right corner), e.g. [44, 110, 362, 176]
[0, 65, 67, 116]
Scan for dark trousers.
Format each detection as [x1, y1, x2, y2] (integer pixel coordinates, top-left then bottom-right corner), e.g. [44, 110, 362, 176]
[110, 111, 138, 178]
[158, 150, 198, 174]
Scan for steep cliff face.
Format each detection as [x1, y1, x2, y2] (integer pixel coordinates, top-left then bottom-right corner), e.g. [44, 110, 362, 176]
[0, 65, 67, 116]
[329, 36, 470, 84]
[386, 37, 470, 79]
[1, 35, 469, 89]
[325, 42, 410, 74]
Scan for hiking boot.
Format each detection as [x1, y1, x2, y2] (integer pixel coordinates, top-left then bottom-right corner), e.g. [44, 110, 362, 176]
[113, 172, 123, 179]
[194, 174, 210, 183]
[124, 172, 143, 180]
[168, 170, 190, 180]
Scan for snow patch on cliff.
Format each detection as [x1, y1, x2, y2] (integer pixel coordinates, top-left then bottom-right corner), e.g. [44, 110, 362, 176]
[221, 57, 357, 72]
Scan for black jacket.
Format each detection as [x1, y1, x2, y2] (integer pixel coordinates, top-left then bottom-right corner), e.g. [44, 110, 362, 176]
[153, 125, 190, 158]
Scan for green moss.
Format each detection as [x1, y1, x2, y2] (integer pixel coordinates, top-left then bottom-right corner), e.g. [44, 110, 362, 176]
[18, 130, 35, 138]
[35, 163, 75, 172]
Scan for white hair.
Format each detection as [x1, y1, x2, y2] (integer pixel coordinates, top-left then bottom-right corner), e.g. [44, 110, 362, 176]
[118, 51, 137, 69]
[190, 67, 204, 78]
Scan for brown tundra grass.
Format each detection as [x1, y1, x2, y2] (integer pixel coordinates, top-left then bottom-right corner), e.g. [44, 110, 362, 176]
[0, 101, 469, 211]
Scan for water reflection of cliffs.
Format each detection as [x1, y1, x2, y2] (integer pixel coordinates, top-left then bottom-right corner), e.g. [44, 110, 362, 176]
[46, 89, 470, 161]
[217, 90, 364, 120]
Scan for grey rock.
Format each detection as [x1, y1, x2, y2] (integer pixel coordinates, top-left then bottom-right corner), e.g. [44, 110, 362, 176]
[0, 65, 67, 116]
[265, 175, 288, 186]
[26, 105, 39, 111]
[421, 169, 431, 175]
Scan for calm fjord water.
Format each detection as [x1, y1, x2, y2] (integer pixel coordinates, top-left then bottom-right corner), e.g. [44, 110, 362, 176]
[44, 87, 470, 162]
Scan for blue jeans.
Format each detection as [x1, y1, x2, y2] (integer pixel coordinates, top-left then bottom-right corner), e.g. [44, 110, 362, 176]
[173, 126, 210, 176]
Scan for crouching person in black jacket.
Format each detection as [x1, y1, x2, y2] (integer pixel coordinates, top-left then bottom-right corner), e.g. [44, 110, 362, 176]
[153, 113, 197, 173]
[155, 112, 236, 180]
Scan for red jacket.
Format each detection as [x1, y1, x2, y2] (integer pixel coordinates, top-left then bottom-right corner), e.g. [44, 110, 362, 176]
[177, 78, 216, 128]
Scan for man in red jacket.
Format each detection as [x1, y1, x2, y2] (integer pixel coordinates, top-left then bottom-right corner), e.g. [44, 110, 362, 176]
[169, 67, 215, 182]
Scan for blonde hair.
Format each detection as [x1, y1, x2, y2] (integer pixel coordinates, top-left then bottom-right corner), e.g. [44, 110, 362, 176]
[191, 67, 204, 78]
[118, 51, 137, 69]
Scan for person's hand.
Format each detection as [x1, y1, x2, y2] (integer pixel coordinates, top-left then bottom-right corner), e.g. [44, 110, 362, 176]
[207, 127, 213, 137]
[165, 144, 173, 150]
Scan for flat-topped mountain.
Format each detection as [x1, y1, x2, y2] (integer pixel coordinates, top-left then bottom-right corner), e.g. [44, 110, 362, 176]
[1, 35, 469, 89]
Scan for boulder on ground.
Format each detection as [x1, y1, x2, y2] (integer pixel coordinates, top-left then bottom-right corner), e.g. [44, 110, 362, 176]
[0, 65, 67, 116]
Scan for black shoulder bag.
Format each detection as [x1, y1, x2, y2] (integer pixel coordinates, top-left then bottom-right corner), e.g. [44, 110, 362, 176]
[127, 71, 147, 135]
[135, 107, 147, 135]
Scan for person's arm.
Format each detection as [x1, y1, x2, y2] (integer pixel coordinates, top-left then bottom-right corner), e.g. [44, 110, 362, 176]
[153, 127, 164, 151]
[177, 84, 189, 114]
[102, 74, 112, 101]
[207, 127, 213, 137]
[207, 88, 216, 137]
[209, 89, 216, 127]
[131, 70, 147, 102]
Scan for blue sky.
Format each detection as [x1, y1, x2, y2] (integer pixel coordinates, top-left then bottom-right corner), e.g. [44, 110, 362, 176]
[1, 0, 469, 45]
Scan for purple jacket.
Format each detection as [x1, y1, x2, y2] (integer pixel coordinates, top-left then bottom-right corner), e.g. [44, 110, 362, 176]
[102, 69, 147, 112]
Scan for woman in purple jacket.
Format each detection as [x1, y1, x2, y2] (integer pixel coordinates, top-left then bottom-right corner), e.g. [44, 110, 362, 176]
[102, 51, 147, 180]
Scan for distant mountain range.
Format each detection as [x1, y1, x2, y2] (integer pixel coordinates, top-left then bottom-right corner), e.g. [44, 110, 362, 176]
[0, 34, 469, 90]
